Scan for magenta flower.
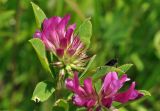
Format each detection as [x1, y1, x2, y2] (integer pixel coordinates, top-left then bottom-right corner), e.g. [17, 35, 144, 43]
[101, 72, 143, 108]
[34, 15, 89, 71]
[65, 72, 143, 110]
[65, 72, 97, 109]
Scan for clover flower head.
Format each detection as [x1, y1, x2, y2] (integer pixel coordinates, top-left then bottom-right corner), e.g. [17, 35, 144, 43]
[34, 14, 89, 71]
[65, 72, 143, 110]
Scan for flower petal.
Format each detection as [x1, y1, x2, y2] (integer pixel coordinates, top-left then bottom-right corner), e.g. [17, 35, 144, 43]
[60, 38, 68, 49]
[56, 48, 64, 57]
[66, 49, 76, 56]
[65, 28, 73, 44]
[57, 14, 70, 37]
[86, 99, 96, 107]
[41, 35, 55, 51]
[73, 94, 85, 106]
[50, 30, 60, 48]
[34, 30, 41, 38]
[114, 82, 143, 103]
[68, 23, 76, 30]
[83, 78, 94, 94]
[119, 74, 130, 84]
[65, 72, 80, 93]
[43, 16, 61, 31]
[50, 16, 62, 29]
[73, 72, 80, 90]
[103, 72, 118, 91]
[101, 97, 113, 108]
[65, 78, 74, 90]
[102, 72, 120, 96]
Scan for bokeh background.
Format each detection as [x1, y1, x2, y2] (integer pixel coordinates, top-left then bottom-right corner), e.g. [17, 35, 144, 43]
[0, 0, 160, 111]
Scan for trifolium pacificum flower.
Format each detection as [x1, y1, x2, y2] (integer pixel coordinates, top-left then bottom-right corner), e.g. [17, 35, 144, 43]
[65, 72, 143, 111]
[34, 14, 89, 74]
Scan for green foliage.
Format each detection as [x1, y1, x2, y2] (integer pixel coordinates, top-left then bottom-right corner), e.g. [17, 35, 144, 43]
[91, 64, 133, 82]
[31, 2, 46, 29]
[0, 10, 15, 28]
[94, 79, 101, 92]
[76, 107, 86, 111]
[29, 38, 52, 76]
[53, 99, 69, 111]
[52, 106, 65, 111]
[130, 53, 144, 71]
[80, 55, 96, 79]
[77, 18, 92, 48]
[118, 64, 133, 75]
[139, 90, 151, 96]
[1, 0, 159, 111]
[32, 81, 55, 102]
[92, 66, 122, 82]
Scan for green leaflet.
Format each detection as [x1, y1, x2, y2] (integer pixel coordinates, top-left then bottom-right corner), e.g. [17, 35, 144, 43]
[118, 64, 133, 75]
[92, 66, 123, 82]
[32, 81, 55, 102]
[80, 55, 96, 80]
[53, 99, 69, 111]
[77, 18, 92, 48]
[31, 2, 46, 29]
[94, 79, 102, 92]
[139, 90, 151, 96]
[29, 38, 52, 77]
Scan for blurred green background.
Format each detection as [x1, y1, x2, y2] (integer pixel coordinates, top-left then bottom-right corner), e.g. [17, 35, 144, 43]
[0, 0, 160, 111]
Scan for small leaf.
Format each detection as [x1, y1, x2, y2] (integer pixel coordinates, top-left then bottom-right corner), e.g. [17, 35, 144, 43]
[94, 79, 101, 92]
[139, 90, 151, 96]
[80, 55, 96, 78]
[29, 38, 52, 76]
[118, 64, 133, 75]
[118, 64, 133, 72]
[54, 99, 69, 111]
[31, 2, 46, 28]
[32, 81, 55, 102]
[92, 66, 123, 82]
[77, 18, 92, 48]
